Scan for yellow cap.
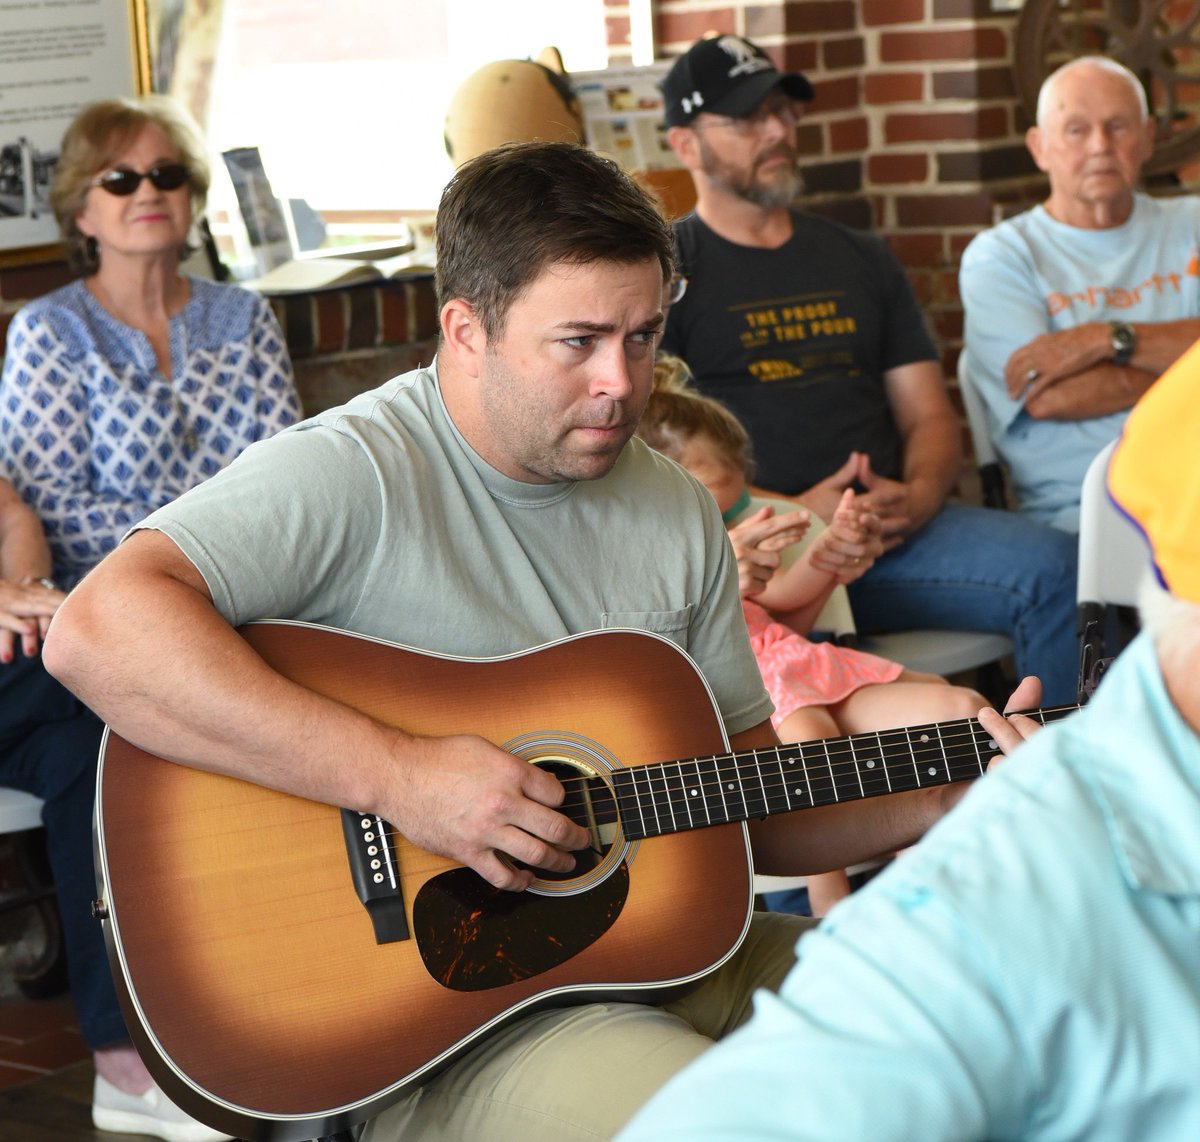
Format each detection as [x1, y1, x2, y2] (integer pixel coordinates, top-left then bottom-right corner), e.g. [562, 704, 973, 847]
[1108, 336, 1200, 602]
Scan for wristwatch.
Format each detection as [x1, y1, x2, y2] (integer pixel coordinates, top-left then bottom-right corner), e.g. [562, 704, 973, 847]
[1110, 321, 1137, 366]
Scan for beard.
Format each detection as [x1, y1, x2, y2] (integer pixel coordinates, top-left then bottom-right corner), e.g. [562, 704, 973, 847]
[697, 134, 802, 209]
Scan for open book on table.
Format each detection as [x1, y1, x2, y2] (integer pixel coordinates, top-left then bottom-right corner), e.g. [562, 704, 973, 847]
[242, 247, 436, 294]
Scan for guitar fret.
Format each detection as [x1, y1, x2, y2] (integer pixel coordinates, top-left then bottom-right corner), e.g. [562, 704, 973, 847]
[610, 705, 1082, 842]
[794, 743, 833, 807]
[611, 768, 645, 841]
[635, 764, 664, 838]
[658, 761, 682, 834]
[911, 726, 944, 786]
[820, 737, 839, 802]
[664, 762, 688, 834]
[830, 737, 869, 804]
[691, 762, 705, 825]
[756, 746, 786, 816]
[871, 727, 916, 793]
[773, 745, 813, 811]
[950, 722, 990, 782]
[675, 759, 698, 830]
[711, 751, 740, 825]
[854, 733, 892, 799]
[770, 747, 793, 815]
[848, 739, 866, 800]
[742, 751, 769, 819]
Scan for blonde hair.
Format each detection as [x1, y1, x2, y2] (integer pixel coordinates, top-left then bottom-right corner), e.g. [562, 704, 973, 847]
[51, 94, 211, 273]
[638, 355, 754, 476]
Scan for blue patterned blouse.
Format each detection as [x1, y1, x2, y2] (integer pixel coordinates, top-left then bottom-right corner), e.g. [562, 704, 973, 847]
[0, 277, 301, 585]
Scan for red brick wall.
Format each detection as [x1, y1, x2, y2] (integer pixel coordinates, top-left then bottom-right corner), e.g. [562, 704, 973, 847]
[0, 257, 75, 370]
[0, 2, 1093, 434]
[604, 0, 1048, 404]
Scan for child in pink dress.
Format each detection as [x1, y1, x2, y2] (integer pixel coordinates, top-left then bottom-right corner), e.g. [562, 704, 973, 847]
[638, 360, 986, 914]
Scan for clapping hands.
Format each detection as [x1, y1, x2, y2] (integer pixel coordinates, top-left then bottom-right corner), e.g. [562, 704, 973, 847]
[727, 504, 810, 599]
[809, 488, 883, 584]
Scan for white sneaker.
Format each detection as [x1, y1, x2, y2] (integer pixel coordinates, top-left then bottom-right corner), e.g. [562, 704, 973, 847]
[92, 1074, 235, 1142]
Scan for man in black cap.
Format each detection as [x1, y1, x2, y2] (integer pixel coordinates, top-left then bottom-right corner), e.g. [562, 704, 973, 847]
[658, 34, 1081, 715]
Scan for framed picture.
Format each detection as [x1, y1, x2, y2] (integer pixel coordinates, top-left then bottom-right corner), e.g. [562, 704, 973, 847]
[0, 0, 150, 261]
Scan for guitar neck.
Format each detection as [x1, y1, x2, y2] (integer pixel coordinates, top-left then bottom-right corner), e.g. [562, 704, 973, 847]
[610, 704, 1078, 842]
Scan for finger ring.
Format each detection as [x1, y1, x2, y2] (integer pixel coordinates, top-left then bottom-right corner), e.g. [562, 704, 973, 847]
[1025, 367, 1039, 382]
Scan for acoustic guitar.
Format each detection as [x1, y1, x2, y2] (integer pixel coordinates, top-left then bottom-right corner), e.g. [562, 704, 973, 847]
[94, 620, 1073, 1141]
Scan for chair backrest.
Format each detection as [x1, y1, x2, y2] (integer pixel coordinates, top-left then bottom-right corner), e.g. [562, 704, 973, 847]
[1076, 438, 1149, 697]
[956, 351, 1008, 510]
[752, 497, 856, 639]
[1077, 439, 1148, 609]
[753, 498, 1014, 684]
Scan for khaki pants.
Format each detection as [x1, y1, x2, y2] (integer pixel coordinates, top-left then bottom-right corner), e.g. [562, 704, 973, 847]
[361, 911, 812, 1141]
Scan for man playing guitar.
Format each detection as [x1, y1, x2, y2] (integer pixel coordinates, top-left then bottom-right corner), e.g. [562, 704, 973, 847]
[45, 141, 1038, 1142]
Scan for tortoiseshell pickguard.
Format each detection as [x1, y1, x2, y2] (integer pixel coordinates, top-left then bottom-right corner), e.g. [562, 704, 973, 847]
[413, 865, 629, 990]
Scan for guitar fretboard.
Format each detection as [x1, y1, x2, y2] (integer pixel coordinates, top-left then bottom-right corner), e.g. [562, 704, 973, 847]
[609, 705, 1077, 841]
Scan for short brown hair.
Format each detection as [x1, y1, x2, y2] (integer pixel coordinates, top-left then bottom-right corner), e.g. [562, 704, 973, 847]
[435, 140, 675, 339]
[51, 95, 210, 274]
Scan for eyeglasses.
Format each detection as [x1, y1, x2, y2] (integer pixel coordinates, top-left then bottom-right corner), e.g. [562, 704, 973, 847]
[89, 163, 190, 197]
[698, 96, 800, 137]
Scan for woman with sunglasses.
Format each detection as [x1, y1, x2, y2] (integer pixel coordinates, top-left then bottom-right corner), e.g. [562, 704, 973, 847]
[0, 94, 301, 590]
[0, 95, 299, 1142]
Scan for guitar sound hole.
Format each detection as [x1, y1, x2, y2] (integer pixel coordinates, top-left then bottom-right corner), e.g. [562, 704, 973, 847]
[515, 759, 618, 882]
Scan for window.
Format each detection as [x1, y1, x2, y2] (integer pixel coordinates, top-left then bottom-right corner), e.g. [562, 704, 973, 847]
[205, 0, 607, 263]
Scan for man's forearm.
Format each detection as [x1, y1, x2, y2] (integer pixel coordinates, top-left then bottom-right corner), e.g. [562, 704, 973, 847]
[1120, 317, 1200, 375]
[1026, 364, 1156, 420]
[748, 786, 942, 874]
[43, 532, 402, 817]
[901, 418, 961, 511]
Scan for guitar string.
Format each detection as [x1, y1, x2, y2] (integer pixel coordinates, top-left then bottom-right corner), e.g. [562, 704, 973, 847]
[367, 708, 1078, 841]
[367, 714, 1080, 849]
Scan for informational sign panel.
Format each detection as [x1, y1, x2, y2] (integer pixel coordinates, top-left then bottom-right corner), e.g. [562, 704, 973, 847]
[0, 0, 147, 252]
[571, 61, 682, 173]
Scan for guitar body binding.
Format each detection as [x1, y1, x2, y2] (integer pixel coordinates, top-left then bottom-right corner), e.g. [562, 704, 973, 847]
[94, 622, 755, 1141]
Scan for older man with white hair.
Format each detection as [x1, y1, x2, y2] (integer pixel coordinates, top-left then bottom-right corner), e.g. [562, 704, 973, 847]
[960, 55, 1200, 533]
[621, 334, 1200, 1140]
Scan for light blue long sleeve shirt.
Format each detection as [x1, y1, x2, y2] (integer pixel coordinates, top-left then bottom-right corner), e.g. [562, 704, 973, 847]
[622, 631, 1200, 1140]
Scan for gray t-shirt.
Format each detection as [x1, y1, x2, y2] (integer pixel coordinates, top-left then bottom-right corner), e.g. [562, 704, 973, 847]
[137, 362, 772, 736]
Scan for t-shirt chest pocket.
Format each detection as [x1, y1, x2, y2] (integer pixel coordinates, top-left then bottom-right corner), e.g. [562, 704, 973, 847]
[601, 605, 694, 652]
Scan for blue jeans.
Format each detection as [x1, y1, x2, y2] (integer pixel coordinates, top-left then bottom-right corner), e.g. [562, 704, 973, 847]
[760, 865, 885, 916]
[847, 503, 1079, 706]
[0, 650, 124, 1050]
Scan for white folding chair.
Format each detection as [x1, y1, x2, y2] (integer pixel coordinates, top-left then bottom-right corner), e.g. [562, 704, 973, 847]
[1076, 439, 1148, 695]
[957, 351, 1009, 510]
[757, 496, 1015, 684]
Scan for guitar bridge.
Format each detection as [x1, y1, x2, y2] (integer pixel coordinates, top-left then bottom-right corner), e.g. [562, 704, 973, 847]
[340, 809, 410, 944]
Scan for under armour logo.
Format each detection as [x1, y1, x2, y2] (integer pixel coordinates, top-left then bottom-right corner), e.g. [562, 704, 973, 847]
[682, 91, 704, 114]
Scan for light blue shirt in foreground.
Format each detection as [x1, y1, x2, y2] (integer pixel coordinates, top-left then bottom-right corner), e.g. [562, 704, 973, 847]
[622, 632, 1200, 1141]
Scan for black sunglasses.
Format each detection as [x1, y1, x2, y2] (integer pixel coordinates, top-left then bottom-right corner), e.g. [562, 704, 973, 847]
[89, 163, 190, 197]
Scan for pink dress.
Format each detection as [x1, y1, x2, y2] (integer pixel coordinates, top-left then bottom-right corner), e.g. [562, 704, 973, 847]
[743, 598, 903, 730]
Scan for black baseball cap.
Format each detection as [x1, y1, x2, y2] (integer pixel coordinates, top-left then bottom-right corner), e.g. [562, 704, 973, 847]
[660, 35, 814, 128]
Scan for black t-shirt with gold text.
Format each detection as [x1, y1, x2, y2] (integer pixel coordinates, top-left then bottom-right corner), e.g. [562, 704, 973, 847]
[661, 210, 938, 496]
